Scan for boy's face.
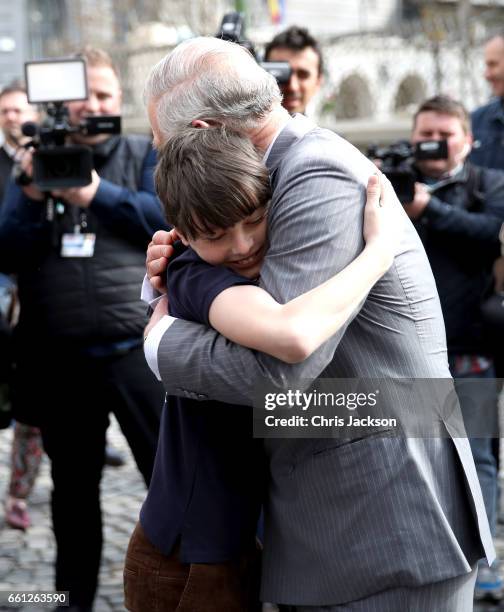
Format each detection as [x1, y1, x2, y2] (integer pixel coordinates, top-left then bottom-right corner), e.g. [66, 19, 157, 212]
[179, 206, 268, 279]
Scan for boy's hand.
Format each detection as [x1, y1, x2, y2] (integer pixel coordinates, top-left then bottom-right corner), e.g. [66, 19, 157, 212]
[363, 173, 403, 270]
[146, 229, 180, 293]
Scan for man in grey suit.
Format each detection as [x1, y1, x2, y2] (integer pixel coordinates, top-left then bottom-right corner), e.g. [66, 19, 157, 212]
[143, 37, 494, 610]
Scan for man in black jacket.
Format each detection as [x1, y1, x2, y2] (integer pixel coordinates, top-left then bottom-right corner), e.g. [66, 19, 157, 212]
[403, 94, 504, 601]
[0, 47, 167, 612]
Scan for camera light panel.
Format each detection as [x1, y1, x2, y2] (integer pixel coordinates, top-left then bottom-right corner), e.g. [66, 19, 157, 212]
[25, 59, 88, 104]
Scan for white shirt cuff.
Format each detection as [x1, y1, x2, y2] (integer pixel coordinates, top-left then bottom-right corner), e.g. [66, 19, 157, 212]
[144, 315, 177, 380]
[141, 274, 164, 306]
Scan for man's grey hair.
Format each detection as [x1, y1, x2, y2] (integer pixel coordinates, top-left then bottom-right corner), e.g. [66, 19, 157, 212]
[144, 37, 282, 138]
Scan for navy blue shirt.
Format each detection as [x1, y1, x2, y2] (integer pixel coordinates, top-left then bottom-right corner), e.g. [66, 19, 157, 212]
[140, 248, 266, 562]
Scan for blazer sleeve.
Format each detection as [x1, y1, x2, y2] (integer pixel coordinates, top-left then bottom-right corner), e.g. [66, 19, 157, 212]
[157, 138, 372, 405]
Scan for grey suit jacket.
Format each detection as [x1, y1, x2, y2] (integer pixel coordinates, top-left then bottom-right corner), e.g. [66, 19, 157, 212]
[157, 115, 494, 605]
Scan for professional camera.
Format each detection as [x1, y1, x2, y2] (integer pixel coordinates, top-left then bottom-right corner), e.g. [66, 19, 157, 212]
[20, 58, 121, 191]
[368, 139, 448, 204]
[216, 12, 292, 85]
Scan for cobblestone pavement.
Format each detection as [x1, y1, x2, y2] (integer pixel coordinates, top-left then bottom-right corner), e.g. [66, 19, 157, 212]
[0, 417, 145, 612]
[1, 419, 504, 611]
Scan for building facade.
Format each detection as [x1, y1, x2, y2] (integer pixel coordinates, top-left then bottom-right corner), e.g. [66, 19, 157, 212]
[3, 1, 504, 148]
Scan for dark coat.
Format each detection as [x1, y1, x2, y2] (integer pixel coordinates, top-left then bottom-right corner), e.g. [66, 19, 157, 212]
[414, 162, 504, 354]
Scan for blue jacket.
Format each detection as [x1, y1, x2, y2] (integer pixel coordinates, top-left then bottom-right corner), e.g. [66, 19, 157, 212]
[414, 162, 504, 354]
[471, 97, 504, 171]
[0, 135, 168, 343]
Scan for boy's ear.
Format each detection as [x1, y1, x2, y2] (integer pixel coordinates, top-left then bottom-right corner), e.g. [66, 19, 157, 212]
[175, 229, 190, 246]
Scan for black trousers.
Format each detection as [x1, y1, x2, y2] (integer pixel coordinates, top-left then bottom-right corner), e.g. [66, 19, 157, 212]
[19, 343, 163, 607]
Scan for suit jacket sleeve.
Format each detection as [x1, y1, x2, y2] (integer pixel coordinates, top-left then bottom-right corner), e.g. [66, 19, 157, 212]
[158, 133, 372, 405]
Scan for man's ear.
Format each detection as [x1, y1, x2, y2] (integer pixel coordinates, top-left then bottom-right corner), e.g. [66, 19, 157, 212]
[461, 133, 474, 159]
[191, 119, 221, 129]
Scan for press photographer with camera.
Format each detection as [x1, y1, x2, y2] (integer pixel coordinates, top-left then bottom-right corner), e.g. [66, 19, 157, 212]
[216, 15, 321, 116]
[0, 47, 166, 612]
[386, 94, 504, 600]
[264, 26, 323, 115]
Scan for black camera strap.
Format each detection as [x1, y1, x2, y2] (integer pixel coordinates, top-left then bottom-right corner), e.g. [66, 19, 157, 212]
[464, 164, 485, 212]
[68, 205, 88, 234]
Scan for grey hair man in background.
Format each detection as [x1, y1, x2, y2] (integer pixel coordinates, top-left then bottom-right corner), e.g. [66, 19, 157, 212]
[471, 33, 504, 171]
[138, 37, 493, 610]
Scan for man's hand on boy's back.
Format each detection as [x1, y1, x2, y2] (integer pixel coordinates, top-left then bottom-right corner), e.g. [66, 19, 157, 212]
[146, 229, 179, 293]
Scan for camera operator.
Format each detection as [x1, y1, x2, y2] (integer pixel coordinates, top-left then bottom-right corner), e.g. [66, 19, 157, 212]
[402, 94, 504, 600]
[264, 26, 323, 115]
[0, 47, 167, 612]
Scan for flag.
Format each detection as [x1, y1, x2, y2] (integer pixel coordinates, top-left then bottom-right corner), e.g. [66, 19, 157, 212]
[267, 0, 285, 24]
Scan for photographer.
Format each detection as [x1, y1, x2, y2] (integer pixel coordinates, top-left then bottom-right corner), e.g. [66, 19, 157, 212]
[401, 94, 504, 600]
[0, 47, 166, 612]
[264, 26, 323, 115]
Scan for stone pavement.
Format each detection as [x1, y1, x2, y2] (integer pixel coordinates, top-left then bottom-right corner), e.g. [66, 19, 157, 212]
[0, 417, 145, 612]
[1, 419, 504, 611]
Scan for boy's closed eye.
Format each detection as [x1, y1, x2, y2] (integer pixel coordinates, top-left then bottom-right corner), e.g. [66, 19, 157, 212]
[202, 232, 226, 242]
[247, 211, 268, 225]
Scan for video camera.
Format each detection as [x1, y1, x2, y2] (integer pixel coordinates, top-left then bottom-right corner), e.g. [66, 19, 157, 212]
[20, 58, 121, 191]
[216, 12, 292, 85]
[368, 140, 448, 204]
